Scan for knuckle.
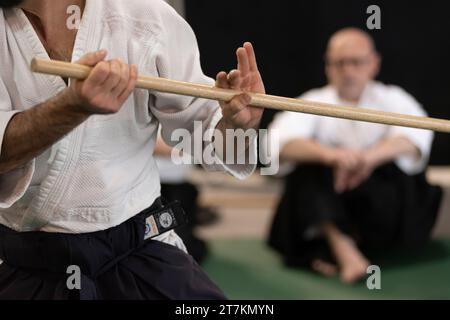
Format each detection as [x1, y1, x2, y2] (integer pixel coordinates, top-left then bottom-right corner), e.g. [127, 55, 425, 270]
[229, 100, 241, 111]
[111, 66, 121, 78]
[96, 62, 109, 77]
[110, 64, 120, 75]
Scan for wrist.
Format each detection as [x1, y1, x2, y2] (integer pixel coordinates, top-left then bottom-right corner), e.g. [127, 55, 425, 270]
[220, 112, 262, 132]
[60, 88, 92, 118]
[321, 147, 336, 166]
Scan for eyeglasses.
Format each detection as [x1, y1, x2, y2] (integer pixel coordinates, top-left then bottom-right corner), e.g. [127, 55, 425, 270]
[326, 56, 372, 69]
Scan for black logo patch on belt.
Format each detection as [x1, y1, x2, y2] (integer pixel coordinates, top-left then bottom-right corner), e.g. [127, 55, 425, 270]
[144, 201, 187, 240]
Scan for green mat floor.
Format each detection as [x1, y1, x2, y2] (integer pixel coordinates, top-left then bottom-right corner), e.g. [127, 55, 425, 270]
[202, 239, 450, 300]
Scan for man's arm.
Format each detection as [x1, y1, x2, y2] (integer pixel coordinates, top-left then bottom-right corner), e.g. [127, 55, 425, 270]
[280, 137, 368, 193]
[0, 50, 137, 174]
[365, 135, 420, 168]
[280, 137, 364, 171]
[344, 136, 420, 191]
[0, 90, 89, 174]
[281, 138, 332, 165]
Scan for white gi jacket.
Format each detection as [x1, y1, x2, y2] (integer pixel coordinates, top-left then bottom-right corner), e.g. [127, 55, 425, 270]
[0, 0, 256, 246]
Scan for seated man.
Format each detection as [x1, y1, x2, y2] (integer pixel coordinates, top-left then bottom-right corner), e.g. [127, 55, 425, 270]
[268, 28, 442, 284]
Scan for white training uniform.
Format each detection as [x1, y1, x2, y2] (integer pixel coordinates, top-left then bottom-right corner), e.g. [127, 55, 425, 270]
[0, 0, 256, 250]
[270, 81, 433, 176]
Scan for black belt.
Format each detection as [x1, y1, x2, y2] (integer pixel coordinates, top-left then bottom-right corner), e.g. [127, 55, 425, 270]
[0, 197, 187, 278]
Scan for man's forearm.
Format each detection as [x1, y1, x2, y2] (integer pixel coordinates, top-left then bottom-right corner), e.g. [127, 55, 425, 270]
[0, 89, 90, 174]
[366, 136, 420, 168]
[280, 138, 333, 165]
[0, 51, 139, 175]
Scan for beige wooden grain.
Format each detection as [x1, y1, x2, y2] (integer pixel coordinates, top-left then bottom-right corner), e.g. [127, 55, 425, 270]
[31, 58, 450, 133]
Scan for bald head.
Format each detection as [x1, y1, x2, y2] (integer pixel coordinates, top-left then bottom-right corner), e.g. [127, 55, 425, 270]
[327, 28, 376, 57]
[325, 28, 380, 103]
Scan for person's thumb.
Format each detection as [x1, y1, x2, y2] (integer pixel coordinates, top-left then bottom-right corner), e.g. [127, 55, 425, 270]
[76, 49, 107, 66]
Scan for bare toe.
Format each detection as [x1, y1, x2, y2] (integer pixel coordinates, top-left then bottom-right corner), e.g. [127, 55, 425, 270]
[312, 259, 338, 277]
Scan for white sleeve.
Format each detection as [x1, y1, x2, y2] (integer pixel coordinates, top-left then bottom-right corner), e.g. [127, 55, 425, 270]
[271, 110, 317, 152]
[386, 87, 433, 175]
[146, 5, 256, 180]
[0, 78, 35, 209]
[268, 110, 318, 175]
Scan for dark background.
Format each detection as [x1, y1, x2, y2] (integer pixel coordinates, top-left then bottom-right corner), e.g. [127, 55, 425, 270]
[185, 0, 450, 165]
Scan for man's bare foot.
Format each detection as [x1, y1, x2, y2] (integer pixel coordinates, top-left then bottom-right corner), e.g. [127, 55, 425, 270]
[336, 237, 370, 284]
[322, 222, 370, 284]
[311, 259, 338, 277]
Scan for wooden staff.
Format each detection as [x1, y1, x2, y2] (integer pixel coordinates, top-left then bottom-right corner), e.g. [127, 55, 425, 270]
[30, 57, 450, 133]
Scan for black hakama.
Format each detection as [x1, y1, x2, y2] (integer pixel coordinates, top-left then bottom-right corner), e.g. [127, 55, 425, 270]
[0, 198, 226, 300]
[268, 163, 443, 268]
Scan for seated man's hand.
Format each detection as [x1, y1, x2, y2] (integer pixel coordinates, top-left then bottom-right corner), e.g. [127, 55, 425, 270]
[215, 42, 265, 131]
[346, 152, 377, 191]
[326, 148, 363, 172]
[325, 148, 364, 193]
[67, 50, 138, 115]
[327, 148, 377, 193]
